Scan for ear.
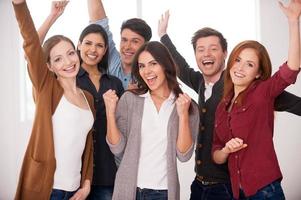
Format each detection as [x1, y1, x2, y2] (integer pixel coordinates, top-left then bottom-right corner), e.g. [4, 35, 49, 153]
[77, 41, 82, 51]
[47, 62, 54, 72]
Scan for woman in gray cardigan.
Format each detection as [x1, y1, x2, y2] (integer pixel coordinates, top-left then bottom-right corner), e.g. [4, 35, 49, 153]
[103, 41, 199, 200]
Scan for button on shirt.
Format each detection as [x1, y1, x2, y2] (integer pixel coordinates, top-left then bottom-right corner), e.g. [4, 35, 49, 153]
[212, 63, 299, 198]
[77, 67, 124, 186]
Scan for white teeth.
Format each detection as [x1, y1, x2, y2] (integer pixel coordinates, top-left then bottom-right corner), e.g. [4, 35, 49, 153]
[87, 54, 97, 59]
[202, 60, 214, 65]
[124, 52, 134, 56]
[64, 66, 75, 71]
[234, 72, 245, 78]
[146, 76, 156, 80]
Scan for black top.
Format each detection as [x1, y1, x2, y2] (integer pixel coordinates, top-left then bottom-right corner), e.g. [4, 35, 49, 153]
[161, 34, 301, 183]
[77, 67, 124, 186]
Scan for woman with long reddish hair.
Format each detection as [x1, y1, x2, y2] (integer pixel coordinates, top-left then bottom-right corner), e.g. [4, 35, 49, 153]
[212, 0, 301, 199]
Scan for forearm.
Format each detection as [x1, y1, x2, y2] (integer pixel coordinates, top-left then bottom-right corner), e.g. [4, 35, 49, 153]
[38, 14, 57, 44]
[287, 19, 300, 70]
[176, 113, 193, 153]
[106, 113, 121, 145]
[88, 0, 106, 22]
[213, 148, 229, 164]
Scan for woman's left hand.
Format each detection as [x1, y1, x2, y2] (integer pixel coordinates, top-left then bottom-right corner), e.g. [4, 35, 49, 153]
[176, 93, 191, 117]
[69, 181, 90, 200]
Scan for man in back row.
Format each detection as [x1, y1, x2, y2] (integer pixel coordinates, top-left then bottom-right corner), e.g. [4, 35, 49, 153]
[158, 11, 301, 200]
[88, 0, 152, 90]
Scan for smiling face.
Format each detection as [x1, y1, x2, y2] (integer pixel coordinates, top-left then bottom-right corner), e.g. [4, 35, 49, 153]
[78, 33, 107, 68]
[138, 51, 168, 93]
[195, 35, 227, 83]
[230, 48, 261, 93]
[48, 40, 80, 79]
[120, 28, 145, 69]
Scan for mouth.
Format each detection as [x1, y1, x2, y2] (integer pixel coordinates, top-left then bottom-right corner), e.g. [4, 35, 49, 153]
[145, 75, 157, 86]
[233, 71, 245, 78]
[87, 54, 98, 60]
[63, 65, 76, 72]
[122, 51, 135, 58]
[201, 60, 214, 67]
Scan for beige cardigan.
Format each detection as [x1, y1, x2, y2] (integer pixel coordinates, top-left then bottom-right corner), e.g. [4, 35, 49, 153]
[13, 2, 95, 199]
[108, 91, 200, 200]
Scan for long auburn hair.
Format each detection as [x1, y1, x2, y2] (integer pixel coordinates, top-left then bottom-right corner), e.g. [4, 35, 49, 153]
[131, 41, 183, 99]
[223, 40, 272, 104]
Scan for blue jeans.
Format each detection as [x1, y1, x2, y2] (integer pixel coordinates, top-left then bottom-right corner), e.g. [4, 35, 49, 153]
[136, 187, 168, 200]
[50, 189, 76, 200]
[239, 180, 285, 200]
[87, 185, 113, 200]
[190, 178, 234, 200]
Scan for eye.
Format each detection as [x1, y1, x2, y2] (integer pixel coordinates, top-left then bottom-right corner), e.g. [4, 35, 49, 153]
[235, 58, 240, 63]
[69, 50, 76, 56]
[247, 63, 254, 67]
[84, 41, 92, 46]
[54, 57, 61, 63]
[96, 44, 105, 49]
[138, 63, 145, 69]
[150, 61, 157, 66]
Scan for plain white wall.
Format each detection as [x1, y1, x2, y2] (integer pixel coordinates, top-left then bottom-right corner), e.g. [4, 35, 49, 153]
[0, 0, 301, 199]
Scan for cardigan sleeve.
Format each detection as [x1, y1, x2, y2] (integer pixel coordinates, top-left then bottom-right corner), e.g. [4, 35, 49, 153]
[13, 2, 49, 92]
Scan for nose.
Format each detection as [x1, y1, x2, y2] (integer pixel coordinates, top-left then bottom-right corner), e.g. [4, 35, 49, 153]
[64, 57, 72, 66]
[124, 41, 131, 49]
[204, 48, 211, 56]
[90, 44, 96, 52]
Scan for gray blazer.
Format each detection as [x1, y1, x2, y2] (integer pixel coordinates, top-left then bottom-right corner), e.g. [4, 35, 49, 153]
[107, 91, 200, 200]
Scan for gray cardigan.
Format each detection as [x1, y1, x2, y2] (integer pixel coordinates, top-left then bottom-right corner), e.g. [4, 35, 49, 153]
[107, 91, 200, 200]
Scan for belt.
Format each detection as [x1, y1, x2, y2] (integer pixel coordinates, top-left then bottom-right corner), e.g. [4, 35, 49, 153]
[196, 175, 219, 186]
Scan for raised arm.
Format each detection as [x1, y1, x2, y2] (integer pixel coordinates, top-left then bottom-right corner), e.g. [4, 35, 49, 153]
[279, 0, 301, 71]
[38, 0, 69, 44]
[158, 11, 203, 93]
[88, 0, 122, 77]
[87, 0, 106, 22]
[12, 0, 49, 91]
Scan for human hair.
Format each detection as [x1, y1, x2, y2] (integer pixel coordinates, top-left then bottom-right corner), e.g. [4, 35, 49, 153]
[191, 27, 227, 53]
[120, 18, 152, 42]
[223, 40, 272, 104]
[131, 41, 182, 98]
[78, 24, 109, 72]
[43, 35, 75, 63]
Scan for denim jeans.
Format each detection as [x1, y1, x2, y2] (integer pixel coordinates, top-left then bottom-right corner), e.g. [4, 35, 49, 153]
[239, 180, 285, 200]
[50, 189, 76, 200]
[135, 187, 168, 200]
[87, 185, 113, 200]
[190, 178, 234, 200]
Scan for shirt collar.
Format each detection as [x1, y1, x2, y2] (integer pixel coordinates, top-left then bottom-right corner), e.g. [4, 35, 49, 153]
[77, 66, 109, 78]
[139, 90, 176, 101]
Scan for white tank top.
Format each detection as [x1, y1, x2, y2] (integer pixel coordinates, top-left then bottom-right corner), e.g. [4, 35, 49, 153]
[52, 93, 94, 191]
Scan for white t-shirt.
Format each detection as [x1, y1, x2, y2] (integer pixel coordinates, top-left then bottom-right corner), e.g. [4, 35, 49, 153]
[52, 94, 94, 191]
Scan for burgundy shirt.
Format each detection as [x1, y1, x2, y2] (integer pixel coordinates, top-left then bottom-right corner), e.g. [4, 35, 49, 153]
[212, 63, 299, 199]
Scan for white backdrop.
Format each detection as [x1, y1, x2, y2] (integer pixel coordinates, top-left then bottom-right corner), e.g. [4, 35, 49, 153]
[0, 0, 300, 199]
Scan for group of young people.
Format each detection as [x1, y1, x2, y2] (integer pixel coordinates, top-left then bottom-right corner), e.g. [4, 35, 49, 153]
[11, 0, 301, 200]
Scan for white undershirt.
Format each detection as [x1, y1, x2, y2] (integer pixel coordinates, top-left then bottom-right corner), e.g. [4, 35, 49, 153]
[137, 91, 175, 189]
[52, 94, 94, 191]
[204, 82, 214, 101]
